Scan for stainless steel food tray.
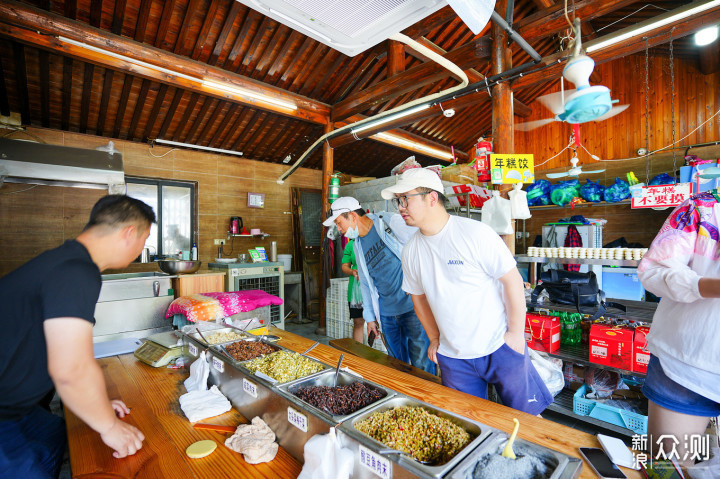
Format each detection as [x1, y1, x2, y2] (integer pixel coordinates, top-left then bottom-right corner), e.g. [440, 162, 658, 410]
[338, 395, 494, 479]
[214, 337, 281, 364]
[278, 370, 396, 424]
[187, 327, 248, 346]
[447, 431, 582, 479]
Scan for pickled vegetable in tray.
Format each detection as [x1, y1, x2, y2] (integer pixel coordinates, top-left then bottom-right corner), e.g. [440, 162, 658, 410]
[293, 382, 386, 416]
[355, 406, 471, 465]
[243, 350, 324, 383]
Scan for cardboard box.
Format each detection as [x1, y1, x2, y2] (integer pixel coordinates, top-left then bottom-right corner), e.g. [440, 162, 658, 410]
[589, 324, 634, 371]
[525, 313, 561, 353]
[441, 163, 479, 186]
[633, 325, 651, 374]
[563, 362, 586, 391]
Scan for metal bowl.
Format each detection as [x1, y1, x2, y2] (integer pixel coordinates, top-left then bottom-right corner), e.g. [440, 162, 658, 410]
[156, 260, 202, 274]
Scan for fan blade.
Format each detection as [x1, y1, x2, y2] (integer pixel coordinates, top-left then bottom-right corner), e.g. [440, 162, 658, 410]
[546, 171, 569, 179]
[536, 89, 577, 115]
[515, 118, 557, 132]
[581, 169, 606, 174]
[592, 104, 630, 122]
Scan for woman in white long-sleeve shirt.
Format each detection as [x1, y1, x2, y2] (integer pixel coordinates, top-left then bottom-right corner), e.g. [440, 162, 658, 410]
[637, 192, 720, 466]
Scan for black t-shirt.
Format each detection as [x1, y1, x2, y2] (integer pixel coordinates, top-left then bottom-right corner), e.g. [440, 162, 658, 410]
[0, 240, 100, 420]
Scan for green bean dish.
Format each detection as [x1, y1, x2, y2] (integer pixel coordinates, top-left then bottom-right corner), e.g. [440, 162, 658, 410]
[354, 406, 472, 465]
[243, 350, 324, 383]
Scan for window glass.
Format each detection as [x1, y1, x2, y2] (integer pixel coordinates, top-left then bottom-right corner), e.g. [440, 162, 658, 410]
[126, 182, 159, 255]
[162, 185, 192, 255]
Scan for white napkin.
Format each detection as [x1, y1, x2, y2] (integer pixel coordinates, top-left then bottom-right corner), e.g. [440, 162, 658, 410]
[184, 351, 210, 392]
[179, 385, 232, 422]
[225, 417, 279, 464]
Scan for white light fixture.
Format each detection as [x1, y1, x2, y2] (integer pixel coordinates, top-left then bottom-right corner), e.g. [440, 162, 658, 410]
[154, 139, 243, 157]
[586, 0, 720, 53]
[375, 132, 453, 160]
[351, 104, 430, 135]
[202, 80, 297, 110]
[695, 25, 719, 45]
[58, 36, 296, 111]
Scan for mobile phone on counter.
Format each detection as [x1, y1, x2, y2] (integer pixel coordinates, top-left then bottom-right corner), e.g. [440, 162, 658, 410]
[579, 447, 627, 478]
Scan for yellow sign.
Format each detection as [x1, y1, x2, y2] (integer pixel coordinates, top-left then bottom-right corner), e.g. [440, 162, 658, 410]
[490, 154, 535, 184]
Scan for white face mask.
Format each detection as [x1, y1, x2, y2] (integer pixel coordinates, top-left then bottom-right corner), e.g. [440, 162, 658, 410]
[344, 226, 359, 239]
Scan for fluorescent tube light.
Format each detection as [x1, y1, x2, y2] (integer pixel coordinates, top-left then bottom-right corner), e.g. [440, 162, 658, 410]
[586, 0, 720, 53]
[376, 132, 453, 160]
[695, 25, 719, 45]
[154, 139, 243, 157]
[351, 104, 430, 135]
[58, 36, 297, 111]
[202, 80, 297, 110]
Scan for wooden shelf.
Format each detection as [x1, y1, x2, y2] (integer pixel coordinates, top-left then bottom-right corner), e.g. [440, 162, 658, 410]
[529, 199, 631, 211]
[516, 254, 640, 267]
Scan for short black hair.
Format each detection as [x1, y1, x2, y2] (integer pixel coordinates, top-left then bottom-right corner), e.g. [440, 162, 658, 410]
[340, 208, 366, 220]
[417, 187, 448, 209]
[83, 195, 156, 232]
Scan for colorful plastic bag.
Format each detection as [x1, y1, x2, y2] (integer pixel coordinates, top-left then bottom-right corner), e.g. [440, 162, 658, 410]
[648, 173, 675, 186]
[579, 179, 605, 203]
[604, 177, 631, 203]
[526, 180, 551, 206]
[550, 180, 580, 206]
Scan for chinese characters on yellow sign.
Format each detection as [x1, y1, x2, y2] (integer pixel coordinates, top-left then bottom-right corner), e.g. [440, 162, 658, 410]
[490, 154, 535, 184]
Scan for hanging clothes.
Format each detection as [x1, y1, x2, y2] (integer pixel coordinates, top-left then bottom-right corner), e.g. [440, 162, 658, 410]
[564, 224, 582, 272]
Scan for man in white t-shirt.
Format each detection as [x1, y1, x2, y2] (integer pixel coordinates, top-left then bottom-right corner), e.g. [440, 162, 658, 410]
[381, 168, 552, 414]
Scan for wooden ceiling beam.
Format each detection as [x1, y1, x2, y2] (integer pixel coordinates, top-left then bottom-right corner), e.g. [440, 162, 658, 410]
[0, 56, 9, 117]
[134, 0, 153, 44]
[111, 0, 127, 36]
[208, 103, 237, 147]
[61, 56, 72, 131]
[515, 0, 636, 42]
[512, 5, 720, 91]
[412, 36, 531, 117]
[79, 62, 94, 133]
[128, 79, 151, 140]
[89, 0, 102, 28]
[158, 88, 184, 139]
[184, 97, 214, 144]
[332, 36, 492, 122]
[400, 6, 457, 39]
[208, 0, 241, 65]
[11, 43, 30, 125]
[113, 75, 134, 138]
[144, 83, 169, 140]
[96, 68, 114, 136]
[172, 92, 199, 141]
[0, 0, 331, 125]
[154, 0, 176, 49]
[387, 39, 405, 77]
[196, 100, 224, 145]
[38, 49, 49, 127]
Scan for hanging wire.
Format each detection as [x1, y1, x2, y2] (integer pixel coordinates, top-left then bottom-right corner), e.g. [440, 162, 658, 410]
[644, 37, 651, 184]
[669, 28, 677, 183]
[534, 136, 575, 168]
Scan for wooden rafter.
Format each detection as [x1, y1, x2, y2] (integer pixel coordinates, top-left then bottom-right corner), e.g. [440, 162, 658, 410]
[113, 75, 134, 138]
[134, 0, 153, 43]
[158, 88, 184, 139]
[38, 49, 49, 127]
[144, 83, 169, 140]
[172, 92, 199, 141]
[79, 62, 94, 133]
[208, 102, 237, 147]
[111, 0, 127, 36]
[61, 56, 72, 131]
[196, 99, 224, 145]
[96, 68, 114, 136]
[0, 54, 10, 117]
[128, 79, 151, 140]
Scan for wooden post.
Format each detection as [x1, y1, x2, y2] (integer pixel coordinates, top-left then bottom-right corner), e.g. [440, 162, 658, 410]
[491, 0, 515, 254]
[317, 122, 333, 336]
[387, 39, 405, 77]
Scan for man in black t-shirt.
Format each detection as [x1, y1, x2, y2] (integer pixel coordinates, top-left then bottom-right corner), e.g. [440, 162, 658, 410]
[0, 195, 155, 478]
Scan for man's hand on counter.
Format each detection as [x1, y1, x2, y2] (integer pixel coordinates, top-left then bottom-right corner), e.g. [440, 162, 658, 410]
[110, 399, 131, 418]
[101, 417, 145, 458]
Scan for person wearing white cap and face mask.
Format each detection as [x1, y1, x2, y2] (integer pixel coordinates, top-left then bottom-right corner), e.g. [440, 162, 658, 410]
[381, 168, 552, 415]
[323, 197, 435, 374]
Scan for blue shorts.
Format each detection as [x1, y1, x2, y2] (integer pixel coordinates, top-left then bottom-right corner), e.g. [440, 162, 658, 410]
[437, 343, 553, 415]
[642, 355, 720, 417]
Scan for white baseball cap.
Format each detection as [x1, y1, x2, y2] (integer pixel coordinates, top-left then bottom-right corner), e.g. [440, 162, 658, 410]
[381, 168, 444, 200]
[322, 197, 362, 226]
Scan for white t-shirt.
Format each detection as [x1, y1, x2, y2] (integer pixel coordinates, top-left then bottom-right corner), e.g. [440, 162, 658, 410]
[402, 215, 517, 359]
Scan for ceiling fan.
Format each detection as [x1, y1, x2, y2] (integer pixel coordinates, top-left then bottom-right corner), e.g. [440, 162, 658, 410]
[546, 154, 605, 179]
[516, 18, 629, 132]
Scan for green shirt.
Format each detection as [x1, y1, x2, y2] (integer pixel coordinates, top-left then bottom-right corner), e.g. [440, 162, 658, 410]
[341, 240, 358, 302]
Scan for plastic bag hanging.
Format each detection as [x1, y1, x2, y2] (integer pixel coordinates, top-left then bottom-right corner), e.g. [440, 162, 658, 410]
[349, 277, 363, 309]
[509, 183, 531, 219]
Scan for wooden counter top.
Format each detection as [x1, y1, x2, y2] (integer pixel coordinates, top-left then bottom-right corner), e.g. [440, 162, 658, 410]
[66, 328, 642, 478]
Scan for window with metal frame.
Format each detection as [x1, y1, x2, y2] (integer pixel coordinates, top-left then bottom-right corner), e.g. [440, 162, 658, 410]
[125, 177, 196, 258]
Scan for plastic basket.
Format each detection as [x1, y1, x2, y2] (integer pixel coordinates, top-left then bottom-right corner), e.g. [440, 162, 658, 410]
[573, 384, 648, 434]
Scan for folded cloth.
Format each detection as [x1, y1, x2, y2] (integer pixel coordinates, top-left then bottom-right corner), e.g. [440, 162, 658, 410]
[183, 351, 209, 392]
[179, 385, 232, 423]
[166, 290, 284, 323]
[225, 417, 279, 464]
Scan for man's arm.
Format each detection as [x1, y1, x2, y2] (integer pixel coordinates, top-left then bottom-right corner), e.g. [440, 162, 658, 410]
[44, 318, 145, 458]
[498, 267, 527, 354]
[410, 294, 441, 364]
[341, 262, 357, 278]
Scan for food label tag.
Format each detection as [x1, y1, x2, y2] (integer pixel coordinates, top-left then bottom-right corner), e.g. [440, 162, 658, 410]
[242, 378, 258, 398]
[287, 407, 307, 432]
[188, 343, 198, 357]
[592, 345, 607, 358]
[359, 444, 391, 479]
[211, 355, 224, 373]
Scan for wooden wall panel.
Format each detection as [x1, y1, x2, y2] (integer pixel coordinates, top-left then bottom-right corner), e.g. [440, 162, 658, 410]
[515, 54, 720, 172]
[0, 126, 321, 277]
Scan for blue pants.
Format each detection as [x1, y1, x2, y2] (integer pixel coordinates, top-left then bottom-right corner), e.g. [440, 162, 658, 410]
[437, 343, 553, 415]
[380, 310, 436, 374]
[0, 406, 66, 479]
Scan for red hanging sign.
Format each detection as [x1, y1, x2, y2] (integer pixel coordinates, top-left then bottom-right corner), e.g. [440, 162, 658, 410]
[631, 183, 692, 209]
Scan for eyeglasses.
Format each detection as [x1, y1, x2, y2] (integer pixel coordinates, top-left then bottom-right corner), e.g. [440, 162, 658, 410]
[391, 192, 430, 208]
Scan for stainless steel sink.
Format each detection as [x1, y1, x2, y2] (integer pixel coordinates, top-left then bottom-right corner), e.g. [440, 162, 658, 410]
[101, 272, 171, 281]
